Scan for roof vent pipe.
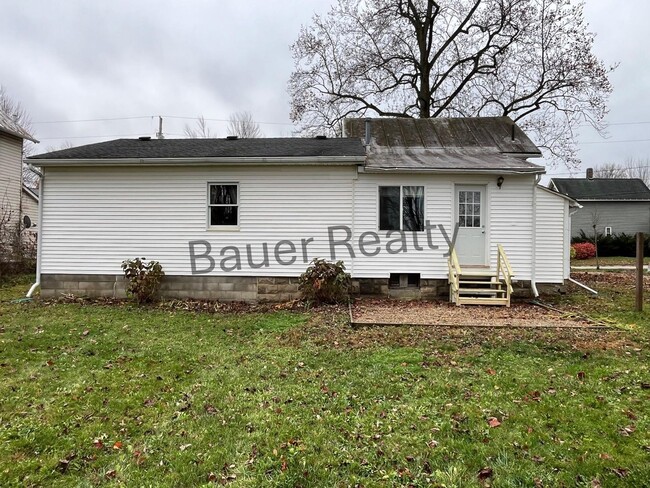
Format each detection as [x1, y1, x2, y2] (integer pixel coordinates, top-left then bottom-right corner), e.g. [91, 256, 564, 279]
[586, 168, 594, 179]
[511, 123, 516, 142]
[364, 118, 371, 146]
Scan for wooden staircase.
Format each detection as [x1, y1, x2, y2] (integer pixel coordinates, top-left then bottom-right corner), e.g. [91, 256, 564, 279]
[448, 244, 514, 307]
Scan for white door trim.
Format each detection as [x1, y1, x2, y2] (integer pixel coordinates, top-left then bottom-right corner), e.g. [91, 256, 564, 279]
[454, 184, 489, 266]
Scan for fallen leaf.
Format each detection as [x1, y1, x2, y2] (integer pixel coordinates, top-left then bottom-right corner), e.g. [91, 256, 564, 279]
[93, 439, 104, 449]
[281, 457, 288, 472]
[577, 371, 586, 380]
[57, 459, 70, 473]
[478, 467, 493, 481]
[488, 417, 501, 428]
[82, 329, 90, 336]
[610, 467, 628, 478]
[105, 469, 117, 479]
[486, 368, 496, 375]
[179, 444, 191, 451]
[599, 453, 612, 460]
[113, 441, 123, 450]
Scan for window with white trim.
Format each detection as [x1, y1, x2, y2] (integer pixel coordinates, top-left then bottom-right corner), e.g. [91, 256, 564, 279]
[379, 186, 424, 231]
[208, 183, 238, 226]
[605, 226, 612, 236]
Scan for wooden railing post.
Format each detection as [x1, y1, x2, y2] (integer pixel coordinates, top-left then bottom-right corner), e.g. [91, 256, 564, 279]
[636, 232, 644, 312]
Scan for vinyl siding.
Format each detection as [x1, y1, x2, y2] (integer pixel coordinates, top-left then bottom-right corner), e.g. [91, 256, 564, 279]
[41, 165, 355, 275]
[41, 165, 560, 283]
[352, 173, 536, 281]
[0, 132, 23, 228]
[571, 201, 650, 237]
[535, 189, 568, 283]
[22, 189, 39, 232]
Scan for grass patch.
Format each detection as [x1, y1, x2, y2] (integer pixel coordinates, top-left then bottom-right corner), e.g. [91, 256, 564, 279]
[0, 275, 649, 486]
[572, 256, 650, 267]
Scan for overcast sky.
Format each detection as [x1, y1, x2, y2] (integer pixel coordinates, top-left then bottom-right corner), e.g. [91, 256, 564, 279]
[1, 0, 647, 178]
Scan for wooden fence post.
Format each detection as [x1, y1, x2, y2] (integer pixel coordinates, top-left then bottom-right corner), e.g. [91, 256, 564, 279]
[636, 232, 644, 312]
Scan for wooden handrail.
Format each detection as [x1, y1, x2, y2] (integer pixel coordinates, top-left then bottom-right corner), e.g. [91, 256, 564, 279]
[448, 248, 462, 304]
[497, 244, 514, 306]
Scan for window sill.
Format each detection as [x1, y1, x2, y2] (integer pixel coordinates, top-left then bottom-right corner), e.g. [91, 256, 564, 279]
[207, 226, 241, 232]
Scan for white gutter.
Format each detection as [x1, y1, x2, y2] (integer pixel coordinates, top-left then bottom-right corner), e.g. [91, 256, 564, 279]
[531, 175, 541, 297]
[29, 156, 366, 167]
[26, 165, 44, 298]
[365, 167, 545, 175]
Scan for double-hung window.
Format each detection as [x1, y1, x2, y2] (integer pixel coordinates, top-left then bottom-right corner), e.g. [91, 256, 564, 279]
[379, 185, 424, 231]
[208, 183, 238, 227]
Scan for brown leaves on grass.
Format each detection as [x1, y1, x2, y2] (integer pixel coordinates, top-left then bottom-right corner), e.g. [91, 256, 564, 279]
[478, 466, 493, 481]
[487, 417, 501, 428]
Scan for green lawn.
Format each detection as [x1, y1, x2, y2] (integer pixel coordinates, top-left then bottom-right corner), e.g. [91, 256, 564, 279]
[1, 275, 649, 487]
[571, 256, 650, 267]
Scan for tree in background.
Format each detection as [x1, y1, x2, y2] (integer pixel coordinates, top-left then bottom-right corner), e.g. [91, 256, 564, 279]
[0, 85, 35, 156]
[183, 111, 262, 139]
[183, 115, 213, 138]
[594, 158, 650, 188]
[289, 0, 614, 167]
[226, 111, 262, 138]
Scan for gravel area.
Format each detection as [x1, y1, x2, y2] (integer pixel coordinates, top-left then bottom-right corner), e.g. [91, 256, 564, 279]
[351, 298, 593, 328]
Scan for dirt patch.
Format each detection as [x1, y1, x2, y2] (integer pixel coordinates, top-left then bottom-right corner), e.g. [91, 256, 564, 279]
[351, 297, 591, 328]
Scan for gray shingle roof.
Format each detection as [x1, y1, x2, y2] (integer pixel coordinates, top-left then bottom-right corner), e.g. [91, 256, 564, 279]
[344, 117, 544, 173]
[29, 137, 366, 160]
[0, 110, 37, 142]
[551, 178, 650, 201]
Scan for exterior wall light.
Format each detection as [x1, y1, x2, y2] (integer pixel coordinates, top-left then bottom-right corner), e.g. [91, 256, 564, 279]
[497, 176, 504, 189]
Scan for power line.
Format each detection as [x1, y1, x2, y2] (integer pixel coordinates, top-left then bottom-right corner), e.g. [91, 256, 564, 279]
[33, 114, 295, 126]
[579, 138, 650, 145]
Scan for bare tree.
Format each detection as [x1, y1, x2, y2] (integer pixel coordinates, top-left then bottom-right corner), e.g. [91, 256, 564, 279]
[289, 0, 614, 167]
[0, 85, 35, 156]
[183, 115, 214, 138]
[593, 158, 650, 188]
[226, 111, 262, 138]
[593, 162, 627, 179]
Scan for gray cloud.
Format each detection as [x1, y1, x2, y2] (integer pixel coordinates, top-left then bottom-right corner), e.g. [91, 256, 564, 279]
[1, 0, 648, 170]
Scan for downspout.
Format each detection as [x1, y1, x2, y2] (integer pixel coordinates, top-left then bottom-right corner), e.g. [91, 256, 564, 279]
[26, 165, 44, 298]
[530, 175, 541, 297]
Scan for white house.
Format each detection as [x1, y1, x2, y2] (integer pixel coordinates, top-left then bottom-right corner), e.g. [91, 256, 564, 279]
[0, 110, 38, 250]
[28, 117, 576, 305]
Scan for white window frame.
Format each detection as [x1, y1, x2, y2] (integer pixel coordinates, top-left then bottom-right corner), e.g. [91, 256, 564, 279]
[207, 182, 240, 229]
[377, 185, 425, 232]
[605, 226, 612, 236]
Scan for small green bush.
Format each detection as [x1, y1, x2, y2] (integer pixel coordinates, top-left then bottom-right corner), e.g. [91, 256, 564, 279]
[299, 258, 351, 304]
[121, 257, 165, 304]
[570, 246, 577, 260]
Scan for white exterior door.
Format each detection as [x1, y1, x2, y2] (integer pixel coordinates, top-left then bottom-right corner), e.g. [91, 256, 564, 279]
[455, 186, 487, 265]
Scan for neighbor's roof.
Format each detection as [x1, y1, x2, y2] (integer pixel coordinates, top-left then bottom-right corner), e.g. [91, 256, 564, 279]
[29, 137, 366, 163]
[550, 178, 650, 201]
[345, 116, 544, 173]
[0, 110, 38, 142]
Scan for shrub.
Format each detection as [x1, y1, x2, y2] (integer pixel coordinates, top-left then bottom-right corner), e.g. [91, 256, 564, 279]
[573, 230, 650, 257]
[570, 246, 576, 260]
[299, 258, 351, 304]
[571, 242, 596, 260]
[121, 257, 165, 303]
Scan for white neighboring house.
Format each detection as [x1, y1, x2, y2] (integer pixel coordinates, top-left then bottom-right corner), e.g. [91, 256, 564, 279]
[21, 184, 39, 232]
[28, 117, 577, 304]
[0, 110, 38, 247]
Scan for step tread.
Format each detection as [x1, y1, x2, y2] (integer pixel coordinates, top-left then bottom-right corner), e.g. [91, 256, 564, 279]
[459, 280, 504, 285]
[458, 288, 507, 295]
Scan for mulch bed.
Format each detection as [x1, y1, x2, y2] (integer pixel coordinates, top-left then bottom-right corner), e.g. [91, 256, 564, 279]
[351, 297, 599, 328]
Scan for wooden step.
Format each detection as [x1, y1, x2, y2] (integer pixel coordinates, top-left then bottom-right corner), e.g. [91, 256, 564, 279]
[456, 296, 510, 306]
[458, 288, 507, 295]
[459, 280, 503, 285]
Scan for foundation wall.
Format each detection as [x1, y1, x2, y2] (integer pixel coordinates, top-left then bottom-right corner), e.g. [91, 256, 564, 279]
[40, 274, 550, 302]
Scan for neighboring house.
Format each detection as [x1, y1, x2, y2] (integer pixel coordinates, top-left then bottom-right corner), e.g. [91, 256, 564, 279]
[549, 174, 650, 238]
[22, 184, 39, 231]
[28, 117, 576, 304]
[0, 110, 38, 240]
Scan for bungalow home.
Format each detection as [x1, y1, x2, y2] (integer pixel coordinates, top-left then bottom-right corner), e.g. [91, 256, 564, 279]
[549, 172, 650, 238]
[27, 117, 576, 306]
[0, 110, 38, 249]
